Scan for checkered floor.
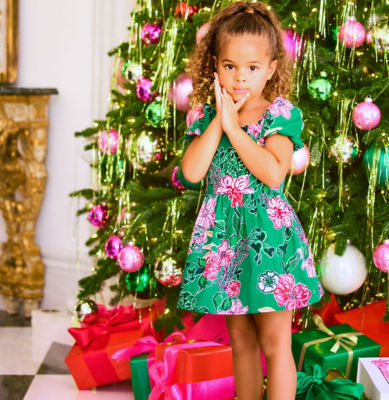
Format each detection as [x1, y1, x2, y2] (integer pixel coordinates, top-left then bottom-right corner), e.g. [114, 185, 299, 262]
[0, 310, 135, 400]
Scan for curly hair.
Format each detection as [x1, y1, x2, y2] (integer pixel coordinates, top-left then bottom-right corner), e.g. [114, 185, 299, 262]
[188, 1, 293, 106]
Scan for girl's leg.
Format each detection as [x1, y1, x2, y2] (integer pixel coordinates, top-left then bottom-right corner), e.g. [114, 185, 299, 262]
[225, 314, 263, 400]
[253, 310, 296, 400]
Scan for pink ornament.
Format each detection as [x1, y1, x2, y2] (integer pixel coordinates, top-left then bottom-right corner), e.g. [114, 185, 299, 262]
[104, 235, 123, 259]
[88, 204, 108, 228]
[338, 17, 366, 48]
[172, 166, 185, 191]
[118, 244, 144, 272]
[136, 76, 153, 103]
[98, 129, 119, 154]
[289, 144, 310, 175]
[169, 73, 193, 111]
[196, 23, 210, 44]
[352, 97, 381, 130]
[373, 240, 389, 273]
[186, 104, 205, 128]
[282, 29, 304, 60]
[141, 23, 162, 45]
[366, 30, 373, 45]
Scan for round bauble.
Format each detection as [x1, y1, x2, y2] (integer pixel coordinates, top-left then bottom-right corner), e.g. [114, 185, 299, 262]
[104, 235, 123, 259]
[154, 257, 183, 286]
[145, 101, 164, 128]
[88, 204, 108, 228]
[136, 131, 160, 164]
[74, 299, 98, 322]
[352, 97, 381, 130]
[282, 29, 304, 60]
[329, 136, 358, 164]
[363, 145, 389, 187]
[338, 17, 366, 48]
[169, 73, 193, 111]
[373, 240, 389, 273]
[368, 25, 389, 52]
[174, 2, 198, 19]
[171, 166, 185, 191]
[289, 144, 310, 175]
[136, 76, 153, 103]
[308, 72, 333, 102]
[141, 23, 162, 45]
[125, 265, 155, 295]
[319, 243, 367, 295]
[118, 244, 144, 272]
[98, 129, 119, 155]
[121, 60, 142, 83]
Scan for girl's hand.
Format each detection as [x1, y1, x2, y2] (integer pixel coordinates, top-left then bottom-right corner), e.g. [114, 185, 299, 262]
[214, 73, 222, 118]
[221, 87, 250, 135]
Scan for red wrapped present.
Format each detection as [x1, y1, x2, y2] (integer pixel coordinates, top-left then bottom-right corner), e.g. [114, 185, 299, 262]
[334, 300, 389, 356]
[149, 340, 235, 399]
[65, 304, 155, 389]
[312, 294, 341, 326]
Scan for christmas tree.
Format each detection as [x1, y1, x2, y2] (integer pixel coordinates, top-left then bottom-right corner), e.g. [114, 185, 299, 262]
[70, 0, 389, 333]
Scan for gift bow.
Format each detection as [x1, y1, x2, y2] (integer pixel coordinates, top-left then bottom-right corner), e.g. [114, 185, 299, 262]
[148, 341, 224, 400]
[68, 304, 140, 349]
[297, 315, 362, 377]
[296, 361, 364, 400]
[111, 331, 187, 362]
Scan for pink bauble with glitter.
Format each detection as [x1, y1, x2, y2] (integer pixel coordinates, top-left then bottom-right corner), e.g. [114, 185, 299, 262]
[196, 22, 210, 44]
[136, 77, 153, 102]
[283, 29, 304, 60]
[352, 97, 381, 130]
[118, 244, 144, 272]
[172, 166, 185, 191]
[366, 30, 373, 45]
[98, 129, 119, 154]
[373, 240, 389, 273]
[289, 144, 310, 175]
[105, 235, 123, 259]
[169, 73, 193, 111]
[88, 204, 108, 228]
[338, 17, 366, 48]
[186, 104, 204, 128]
[141, 23, 162, 45]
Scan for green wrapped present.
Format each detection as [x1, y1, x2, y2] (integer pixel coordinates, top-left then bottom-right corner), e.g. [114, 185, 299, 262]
[296, 360, 369, 400]
[292, 315, 380, 381]
[130, 353, 152, 400]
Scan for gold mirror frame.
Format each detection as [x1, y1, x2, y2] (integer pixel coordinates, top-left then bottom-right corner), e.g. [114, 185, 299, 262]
[0, 0, 18, 83]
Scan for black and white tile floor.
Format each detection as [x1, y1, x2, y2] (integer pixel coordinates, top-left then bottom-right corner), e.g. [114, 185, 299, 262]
[0, 309, 135, 400]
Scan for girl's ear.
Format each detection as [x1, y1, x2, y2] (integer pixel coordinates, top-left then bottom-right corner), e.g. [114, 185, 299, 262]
[267, 59, 278, 80]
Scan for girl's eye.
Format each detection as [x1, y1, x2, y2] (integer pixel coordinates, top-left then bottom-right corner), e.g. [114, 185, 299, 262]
[250, 66, 259, 71]
[224, 64, 234, 70]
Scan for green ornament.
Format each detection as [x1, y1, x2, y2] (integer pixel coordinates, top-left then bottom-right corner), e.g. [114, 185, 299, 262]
[308, 72, 333, 102]
[125, 265, 153, 294]
[145, 101, 164, 128]
[363, 145, 389, 187]
[121, 60, 142, 82]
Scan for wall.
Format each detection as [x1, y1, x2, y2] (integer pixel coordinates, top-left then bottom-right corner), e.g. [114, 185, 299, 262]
[0, 0, 136, 310]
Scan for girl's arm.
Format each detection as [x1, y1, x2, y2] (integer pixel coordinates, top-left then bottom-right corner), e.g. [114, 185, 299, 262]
[181, 115, 223, 183]
[226, 128, 293, 188]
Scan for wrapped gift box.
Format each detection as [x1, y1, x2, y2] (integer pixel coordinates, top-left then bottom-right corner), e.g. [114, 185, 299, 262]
[65, 305, 154, 390]
[130, 353, 153, 400]
[292, 317, 380, 381]
[150, 341, 235, 399]
[357, 358, 389, 400]
[334, 301, 389, 356]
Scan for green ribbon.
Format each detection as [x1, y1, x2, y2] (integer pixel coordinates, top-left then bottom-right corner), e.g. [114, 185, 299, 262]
[296, 361, 364, 400]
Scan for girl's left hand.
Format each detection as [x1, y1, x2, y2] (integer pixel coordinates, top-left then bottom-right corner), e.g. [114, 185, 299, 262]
[221, 87, 250, 135]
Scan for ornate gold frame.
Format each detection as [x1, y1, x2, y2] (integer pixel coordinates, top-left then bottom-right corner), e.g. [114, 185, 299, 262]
[0, 0, 18, 83]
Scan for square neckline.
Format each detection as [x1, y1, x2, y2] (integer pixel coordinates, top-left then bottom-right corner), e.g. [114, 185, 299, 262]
[240, 98, 277, 129]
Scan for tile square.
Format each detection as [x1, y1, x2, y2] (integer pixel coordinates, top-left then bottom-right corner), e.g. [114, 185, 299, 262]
[0, 311, 31, 328]
[37, 342, 72, 375]
[0, 375, 34, 400]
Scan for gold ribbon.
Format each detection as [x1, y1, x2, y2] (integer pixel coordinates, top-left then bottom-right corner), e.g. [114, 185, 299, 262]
[297, 315, 362, 377]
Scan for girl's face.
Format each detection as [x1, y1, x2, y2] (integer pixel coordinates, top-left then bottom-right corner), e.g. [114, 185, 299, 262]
[215, 33, 277, 107]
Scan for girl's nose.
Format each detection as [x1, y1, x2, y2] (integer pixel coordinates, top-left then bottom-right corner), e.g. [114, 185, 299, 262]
[236, 71, 246, 82]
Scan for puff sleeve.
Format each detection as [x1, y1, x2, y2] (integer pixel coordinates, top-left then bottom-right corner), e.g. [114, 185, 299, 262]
[262, 98, 304, 152]
[184, 103, 216, 143]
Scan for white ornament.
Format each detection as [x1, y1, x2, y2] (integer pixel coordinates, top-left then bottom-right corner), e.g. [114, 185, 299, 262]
[319, 243, 367, 295]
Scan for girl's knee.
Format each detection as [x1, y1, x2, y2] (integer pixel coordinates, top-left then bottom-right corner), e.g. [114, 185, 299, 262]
[258, 331, 292, 359]
[229, 327, 259, 354]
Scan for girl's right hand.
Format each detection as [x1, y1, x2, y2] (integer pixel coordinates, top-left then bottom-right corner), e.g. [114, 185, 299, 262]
[214, 72, 222, 118]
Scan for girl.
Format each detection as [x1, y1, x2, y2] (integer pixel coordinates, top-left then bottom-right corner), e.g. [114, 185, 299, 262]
[177, 2, 323, 399]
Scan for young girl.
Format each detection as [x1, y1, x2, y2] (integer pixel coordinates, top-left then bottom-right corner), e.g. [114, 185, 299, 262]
[177, 2, 323, 399]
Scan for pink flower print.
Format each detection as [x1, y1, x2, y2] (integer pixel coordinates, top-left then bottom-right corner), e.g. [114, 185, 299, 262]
[268, 97, 294, 120]
[203, 251, 222, 281]
[266, 196, 293, 229]
[298, 248, 317, 278]
[187, 128, 201, 137]
[371, 359, 389, 382]
[216, 175, 255, 207]
[219, 299, 249, 315]
[186, 104, 205, 128]
[247, 123, 262, 139]
[217, 240, 235, 267]
[196, 197, 216, 230]
[258, 137, 265, 147]
[225, 280, 241, 297]
[273, 274, 311, 310]
[318, 281, 323, 296]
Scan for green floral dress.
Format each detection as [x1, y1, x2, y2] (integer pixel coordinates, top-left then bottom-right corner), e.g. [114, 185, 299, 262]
[177, 97, 323, 315]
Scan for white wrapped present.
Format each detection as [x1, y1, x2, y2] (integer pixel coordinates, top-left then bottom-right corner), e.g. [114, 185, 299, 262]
[357, 357, 389, 400]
